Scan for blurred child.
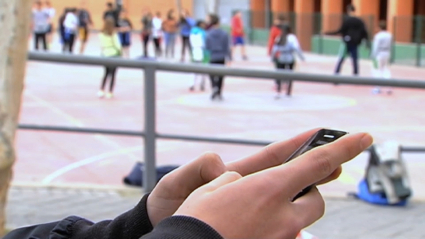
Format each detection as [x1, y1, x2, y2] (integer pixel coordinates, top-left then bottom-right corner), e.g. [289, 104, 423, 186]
[189, 20, 207, 91]
[117, 9, 133, 58]
[271, 25, 305, 99]
[371, 21, 393, 95]
[63, 8, 79, 53]
[152, 11, 163, 58]
[98, 18, 122, 99]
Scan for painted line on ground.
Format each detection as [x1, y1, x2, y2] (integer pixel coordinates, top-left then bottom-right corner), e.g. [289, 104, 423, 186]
[42, 146, 142, 184]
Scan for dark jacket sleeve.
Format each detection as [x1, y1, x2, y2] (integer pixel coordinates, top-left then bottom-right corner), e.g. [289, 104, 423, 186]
[361, 22, 371, 49]
[4, 194, 153, 239]
[325, 18, 348, 35]
[140, 216, 223, 239]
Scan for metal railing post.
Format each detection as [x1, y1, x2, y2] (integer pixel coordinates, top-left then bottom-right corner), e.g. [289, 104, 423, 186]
[143, 66, 157, 193]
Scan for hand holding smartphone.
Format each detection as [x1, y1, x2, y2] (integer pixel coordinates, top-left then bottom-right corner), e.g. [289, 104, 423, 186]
[285, 128, 348, 201]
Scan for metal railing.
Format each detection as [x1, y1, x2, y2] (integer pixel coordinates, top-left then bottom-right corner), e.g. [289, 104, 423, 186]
[23, 52, 425, 193]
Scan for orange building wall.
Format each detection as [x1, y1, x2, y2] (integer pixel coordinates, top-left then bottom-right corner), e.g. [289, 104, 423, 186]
[271, 0, 292, 13]
[46, 0, 193, 30]
[321, 0, 343, 33]
[295, 0, 314, 51]
[250, 0, 266, 28]
[388, 0, 414, 43]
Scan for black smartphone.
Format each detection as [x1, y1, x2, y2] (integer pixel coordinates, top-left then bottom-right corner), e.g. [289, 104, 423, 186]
[285, 129, 348, 201]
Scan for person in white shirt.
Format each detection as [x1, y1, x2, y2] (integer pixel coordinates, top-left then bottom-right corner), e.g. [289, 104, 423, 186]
[152, 12, 163, 58]
[32, 1, 50, 51]
[63, 8, 79, 53]
[371, 21, 393, 94]
[189, 20, 207, 91]
[44, 1, 56, 46]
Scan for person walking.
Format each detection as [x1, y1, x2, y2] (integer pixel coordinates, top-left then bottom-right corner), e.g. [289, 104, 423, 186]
[141, 9, 153, 58]
[152, 11, 163, 58]
[98, 18, 122, 99]
[371, 21, 393, 95]
[206, 14, 231, 100]
[162, 9, 179, 59]
[103, 2, 122, 27]
[44, 0, 55, 48]
[325, 4, 370, 76]
[179, 10, 195, 62]
[231, 11, 248, 60]
[271, 25, 305, 99]
[62, 8, 79, 53]
[189, 20, 207, 91]
[117, 9, 133, 58]
[58, 8, 69, 50]
[77, 0, 93, 54]
[32, 1, 50, 51]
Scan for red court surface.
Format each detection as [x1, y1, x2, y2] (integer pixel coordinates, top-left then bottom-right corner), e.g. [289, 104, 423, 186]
[14, 33, 425, 199]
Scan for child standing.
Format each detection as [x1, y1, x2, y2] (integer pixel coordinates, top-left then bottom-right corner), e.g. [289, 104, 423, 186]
[152, 11, 163, 58]
[117, 9, 133, 58]
[189, 20, 207, 91]
[371, 21, 393, 95]
[98, 18, 122, 99]
[63, 8, 79, 53]
[271, 26, 305, 99]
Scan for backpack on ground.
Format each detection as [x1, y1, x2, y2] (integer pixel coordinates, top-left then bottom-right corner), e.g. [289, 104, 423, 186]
[355, 141, 412, 205]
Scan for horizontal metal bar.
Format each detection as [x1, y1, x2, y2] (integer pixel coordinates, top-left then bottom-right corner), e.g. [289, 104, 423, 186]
[18, 124, 145, 137]
[27, 52, 425, 89]
[400, 147, 425, 153]
[157, 133, 273, 146]
[17, 124, 425, 153]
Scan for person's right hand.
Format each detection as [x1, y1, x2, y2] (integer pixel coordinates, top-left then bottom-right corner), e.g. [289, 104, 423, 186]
[174, 132, 373, 239]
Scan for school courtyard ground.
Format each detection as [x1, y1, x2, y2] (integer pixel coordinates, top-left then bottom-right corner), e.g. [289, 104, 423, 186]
[7, 33, 425, 238]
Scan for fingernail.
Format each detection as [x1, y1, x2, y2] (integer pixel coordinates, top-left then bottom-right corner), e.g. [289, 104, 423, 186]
[360, 133, 373, 150]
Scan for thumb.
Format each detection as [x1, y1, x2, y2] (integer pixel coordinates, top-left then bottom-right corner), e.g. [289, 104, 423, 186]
[205, 171, 242, 191]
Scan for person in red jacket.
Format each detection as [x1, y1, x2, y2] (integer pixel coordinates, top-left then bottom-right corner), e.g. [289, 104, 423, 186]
[268, 14, 287, 56]
[231, 11, 248, 60]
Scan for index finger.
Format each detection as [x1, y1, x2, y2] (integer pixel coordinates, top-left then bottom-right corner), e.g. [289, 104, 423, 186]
[226, 128, 320, 176]
[265, 132, 373, 198]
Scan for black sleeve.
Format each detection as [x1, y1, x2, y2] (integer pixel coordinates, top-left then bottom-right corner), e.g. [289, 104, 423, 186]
[140, 216, 223, 239]
[4, 194, 153, 239]
[325, 18, 348, 35]
[361, 22, 371, 48]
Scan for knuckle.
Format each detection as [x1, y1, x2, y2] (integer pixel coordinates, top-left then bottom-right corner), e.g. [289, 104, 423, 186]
[264, 145, 281, 165]
[312, 148, 333, 175]
[225, 171, 243, 180]
[201, 152, 222, 164]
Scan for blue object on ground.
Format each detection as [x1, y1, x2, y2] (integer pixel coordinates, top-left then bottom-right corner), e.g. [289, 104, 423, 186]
[123, 162, 179, 187]
[356, 179, 408, 206]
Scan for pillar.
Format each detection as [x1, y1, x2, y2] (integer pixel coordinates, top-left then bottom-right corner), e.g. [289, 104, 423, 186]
[270, 0, 292, 25]
[295, 0, 314, 51]
[271, 0, 291, 13]
[388, 0, 414, 43]
[250, 0, 266, 28]
[321, 0, 343, 33]
[352, 0, 379, 33]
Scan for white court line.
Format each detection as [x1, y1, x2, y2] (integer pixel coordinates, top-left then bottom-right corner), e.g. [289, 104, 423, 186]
[25, 91, 84, 127]
[24, 91, 142, 183]
[42, 146, 142, 184]
[25, 91, 140, 160]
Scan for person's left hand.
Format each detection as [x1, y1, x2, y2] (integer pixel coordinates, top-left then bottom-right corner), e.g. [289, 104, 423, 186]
[147, 129, 345, 226]
[147, 153, 227, 226]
